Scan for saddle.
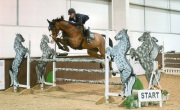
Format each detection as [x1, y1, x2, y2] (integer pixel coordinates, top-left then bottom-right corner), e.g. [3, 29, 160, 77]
[77, 25, 95, 39]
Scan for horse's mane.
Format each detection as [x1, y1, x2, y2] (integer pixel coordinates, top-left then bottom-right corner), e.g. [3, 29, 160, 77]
[49, 15, 77, 31]
[51, 15, 67, 24]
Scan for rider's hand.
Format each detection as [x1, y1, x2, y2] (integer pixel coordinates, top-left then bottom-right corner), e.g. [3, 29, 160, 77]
[69, 21, 76, 25]
[69, 21, 76, 24]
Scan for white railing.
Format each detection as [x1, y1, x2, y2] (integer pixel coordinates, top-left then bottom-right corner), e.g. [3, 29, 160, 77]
[162, 45, 180, 75]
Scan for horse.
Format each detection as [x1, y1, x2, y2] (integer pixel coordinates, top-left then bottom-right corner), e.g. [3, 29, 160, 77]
[9, 34, 28, 86]
[106, 29, 136, 97]
[47, 16, 113, 70]
[35, 35, 55, 83]
[130, 32, 162, 86]
[130, 32, 153, 83]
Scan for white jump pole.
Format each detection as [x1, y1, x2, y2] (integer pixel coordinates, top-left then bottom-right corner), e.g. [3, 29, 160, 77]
[27, 40, 31, 89]
[105, 30, 110, 103]
[162, 41, 165, 72]
[53, 43, 56, 86]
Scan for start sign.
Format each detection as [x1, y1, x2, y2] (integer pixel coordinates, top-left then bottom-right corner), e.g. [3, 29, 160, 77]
[138, 90, 162, 107]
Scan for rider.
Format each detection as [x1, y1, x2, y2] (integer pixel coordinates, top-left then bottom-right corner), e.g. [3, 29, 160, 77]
[68, 8, 91, 43]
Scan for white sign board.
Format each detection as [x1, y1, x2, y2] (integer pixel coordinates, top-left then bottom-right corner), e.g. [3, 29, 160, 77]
[0, 60, 5, 90]
[138, 90, 162, 107]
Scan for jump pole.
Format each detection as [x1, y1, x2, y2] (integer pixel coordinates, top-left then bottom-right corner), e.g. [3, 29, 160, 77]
[26, 40, 31, 89]
[96, 30, 117, 105]
[105, 30, 110, 103]
[162, 41, 165, 72]
[53, 43, 56, 86]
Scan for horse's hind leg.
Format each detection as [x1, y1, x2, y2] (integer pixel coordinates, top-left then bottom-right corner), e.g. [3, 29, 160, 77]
[9, 69, 14, 86]
[126, 75, 136, 96]
[87, 49, 104, 68]
[87, 48, 102, 58]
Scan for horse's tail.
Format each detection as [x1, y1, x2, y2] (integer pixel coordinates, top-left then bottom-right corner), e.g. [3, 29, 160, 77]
[9, 67, 14, 86]
[101, 34, 113, 47]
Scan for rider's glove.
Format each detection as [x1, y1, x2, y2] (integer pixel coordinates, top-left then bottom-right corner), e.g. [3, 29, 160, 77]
[70, 21, 76, 24]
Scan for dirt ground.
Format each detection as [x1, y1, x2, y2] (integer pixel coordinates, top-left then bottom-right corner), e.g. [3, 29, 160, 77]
[0, 73, 180, 110]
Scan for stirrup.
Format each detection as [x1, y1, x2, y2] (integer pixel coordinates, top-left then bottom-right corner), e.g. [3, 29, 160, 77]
[87, 38, 91, 44]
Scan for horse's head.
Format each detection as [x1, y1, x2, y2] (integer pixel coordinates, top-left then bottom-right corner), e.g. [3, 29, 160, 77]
[15, 33, 25, 42]
[47, 19, 60, 39]
[47, 16, 65, 39]
[151, 37, 158, 42]
[138, 32, 150, 42]
[114, 29, 127, 40]
[41, 35, 50, 43]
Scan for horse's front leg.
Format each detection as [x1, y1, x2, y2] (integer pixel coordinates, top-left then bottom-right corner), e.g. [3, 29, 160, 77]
[53, 38, 64, 50]
[159, 45, 163, 52]
[57, 38, 69, 52]
[105, 47, 117, 76]
[105, 47, 112, 60]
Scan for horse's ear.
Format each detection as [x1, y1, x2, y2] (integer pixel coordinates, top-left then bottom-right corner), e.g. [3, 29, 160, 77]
[47, 19, 51, 24]
[147, 31, 150, 34]
[125, 29, 128, 33]
[61, 15, 64, 20]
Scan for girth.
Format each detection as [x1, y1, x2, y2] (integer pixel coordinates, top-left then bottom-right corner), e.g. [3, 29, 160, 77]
[74, 38, 84, 50]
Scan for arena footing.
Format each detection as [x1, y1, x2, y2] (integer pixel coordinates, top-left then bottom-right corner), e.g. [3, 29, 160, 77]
[32, 84, 65, 92]
[96, 96, 115, 105]
[5, 87, 34, 95]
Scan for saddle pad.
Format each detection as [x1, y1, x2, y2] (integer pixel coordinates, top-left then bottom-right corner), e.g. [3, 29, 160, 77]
[90, 31, 95, 39]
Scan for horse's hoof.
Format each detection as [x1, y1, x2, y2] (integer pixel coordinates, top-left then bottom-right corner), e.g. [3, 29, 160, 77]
[112, 72, 116, 76]
[118, 93, 126, 98]
[64, 48, 68, 52]
[37, 81, 41, 84]
[10, 83, 13, 87]
[63, 46, 69, 52]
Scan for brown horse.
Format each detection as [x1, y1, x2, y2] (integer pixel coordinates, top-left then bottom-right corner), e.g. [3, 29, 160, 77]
[47, 16, 113, 70]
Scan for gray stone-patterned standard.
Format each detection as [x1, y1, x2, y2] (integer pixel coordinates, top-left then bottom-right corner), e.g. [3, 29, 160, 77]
[106, 29, 136, 97]
[130, 32, 162, 86]
[35, 35, 55, 83]
[9, 34, 28, 86]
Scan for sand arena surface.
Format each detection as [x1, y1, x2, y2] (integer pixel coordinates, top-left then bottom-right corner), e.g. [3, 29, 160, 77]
[0, 74, 180, 110]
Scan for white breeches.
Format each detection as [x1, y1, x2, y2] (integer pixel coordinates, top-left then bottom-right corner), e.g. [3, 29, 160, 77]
[84, 19, 90, 30]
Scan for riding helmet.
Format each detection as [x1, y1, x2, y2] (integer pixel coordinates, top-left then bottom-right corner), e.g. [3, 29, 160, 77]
[68, 8, 76, 15]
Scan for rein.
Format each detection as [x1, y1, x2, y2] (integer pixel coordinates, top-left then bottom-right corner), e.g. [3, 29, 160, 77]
[57, 21, 85, 49]
[60, 21, 78, 34]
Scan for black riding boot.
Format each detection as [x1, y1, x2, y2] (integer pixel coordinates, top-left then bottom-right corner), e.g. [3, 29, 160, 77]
[85, 28, 91, 44]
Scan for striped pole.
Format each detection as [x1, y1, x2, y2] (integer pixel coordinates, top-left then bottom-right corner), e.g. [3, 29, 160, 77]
[105, 30, 110, 103]
[53, 43, 56, 86]
[27, 40, 31, 89]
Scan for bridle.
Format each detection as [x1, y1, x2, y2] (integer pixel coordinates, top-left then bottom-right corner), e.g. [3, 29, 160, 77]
[49, 21, 78, 37]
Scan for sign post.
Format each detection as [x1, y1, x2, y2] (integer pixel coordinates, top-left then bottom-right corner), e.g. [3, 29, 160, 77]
[138, 90, 162, 107]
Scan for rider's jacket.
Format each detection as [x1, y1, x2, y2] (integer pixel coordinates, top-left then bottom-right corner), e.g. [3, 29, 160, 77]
[69, 13, 89, 26]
